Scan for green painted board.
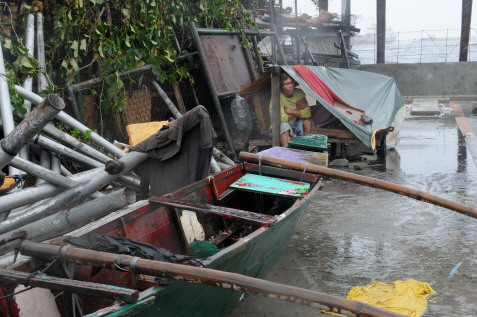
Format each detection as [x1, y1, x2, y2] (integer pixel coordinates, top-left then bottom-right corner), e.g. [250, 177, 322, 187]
[230, 174, 310, 197]
[287, 134, 328, 152]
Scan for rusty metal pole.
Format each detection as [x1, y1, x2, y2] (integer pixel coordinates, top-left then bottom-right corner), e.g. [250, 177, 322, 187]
[0, 188, 135, 254]
[0, 95, 65, 170]
[376, 0, 386, 64]
[459, 0, 473, 61]
[239, 152, 477, 219]
[21, 242, 405, 317]
[271, 66, 281, 147]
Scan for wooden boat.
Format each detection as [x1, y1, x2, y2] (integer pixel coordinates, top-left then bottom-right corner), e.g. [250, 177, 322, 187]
[0, 156, 326, 317]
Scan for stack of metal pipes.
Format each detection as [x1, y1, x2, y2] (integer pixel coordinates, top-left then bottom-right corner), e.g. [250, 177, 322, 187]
[0, 18, 236, 262]
[0, 16, 148, 259]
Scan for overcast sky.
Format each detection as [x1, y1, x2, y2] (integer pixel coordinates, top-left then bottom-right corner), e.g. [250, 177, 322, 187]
[292, 0, 477, 36]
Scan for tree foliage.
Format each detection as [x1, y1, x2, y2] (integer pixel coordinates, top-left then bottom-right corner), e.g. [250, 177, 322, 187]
[2, 0, 253, 115]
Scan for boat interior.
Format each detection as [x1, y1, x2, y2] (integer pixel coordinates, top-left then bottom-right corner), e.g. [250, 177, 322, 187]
[1, 162, 323, 316]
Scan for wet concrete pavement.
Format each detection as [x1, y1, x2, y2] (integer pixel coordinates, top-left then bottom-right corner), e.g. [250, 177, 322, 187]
[230, 101, 477, 316]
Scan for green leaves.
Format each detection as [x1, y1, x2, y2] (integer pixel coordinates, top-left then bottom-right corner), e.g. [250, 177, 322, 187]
[9, 0, 253, 115]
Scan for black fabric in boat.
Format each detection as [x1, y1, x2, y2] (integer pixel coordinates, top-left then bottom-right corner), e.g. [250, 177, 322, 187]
[64, 233, 189, 263]
[131, 105, 216, 199]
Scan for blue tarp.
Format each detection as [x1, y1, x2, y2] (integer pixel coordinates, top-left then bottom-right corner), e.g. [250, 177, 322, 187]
[281, 66, 405, 148]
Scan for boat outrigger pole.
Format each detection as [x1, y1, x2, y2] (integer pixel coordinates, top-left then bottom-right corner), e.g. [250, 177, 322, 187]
[239, 152, 477, 219]
[21, 241, 404, 317]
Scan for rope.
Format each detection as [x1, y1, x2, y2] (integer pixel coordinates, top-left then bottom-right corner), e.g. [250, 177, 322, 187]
[258, 154, 262, 176]
[14, 174, 23, 189]
[129, 257, 140, 289]
[58, 244, 83, 317]
[300, 163, 309, 182]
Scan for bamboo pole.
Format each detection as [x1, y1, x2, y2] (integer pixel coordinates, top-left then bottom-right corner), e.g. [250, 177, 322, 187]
[239, 152, 477, 218]
[21, 241, 404, 317]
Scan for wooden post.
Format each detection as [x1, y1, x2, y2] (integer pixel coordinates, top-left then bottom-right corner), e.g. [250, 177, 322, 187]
[304, 42, 309, 65]
[459, 0, 473, 61]
[271, 66, 281, 147]
[341, 0, 351, 50]
[172, 83, 187, 115]
[376, 0, 386, 64]
[295, 0, 300, 64]
[251, 37, 265, 75]
[271, 24, 288, 65]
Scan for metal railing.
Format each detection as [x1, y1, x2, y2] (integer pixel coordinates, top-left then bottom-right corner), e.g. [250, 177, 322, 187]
[351, 28, 477, 64]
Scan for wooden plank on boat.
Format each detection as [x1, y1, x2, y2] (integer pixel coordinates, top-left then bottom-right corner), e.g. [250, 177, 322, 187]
[149, 197, 276, 227]
[311, 127, 357, 139]
[258, 147, 328, 167]
[243, 163, 318, 183]
[0, 268, 139, 303]
[230, 174, 310, 197]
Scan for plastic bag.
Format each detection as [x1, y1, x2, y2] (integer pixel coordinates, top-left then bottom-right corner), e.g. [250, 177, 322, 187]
[231, 95, 252, 131]
[386, 105, 408, 150]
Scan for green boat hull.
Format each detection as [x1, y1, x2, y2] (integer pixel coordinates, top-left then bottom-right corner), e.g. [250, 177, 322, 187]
[88, 198, 314, 317]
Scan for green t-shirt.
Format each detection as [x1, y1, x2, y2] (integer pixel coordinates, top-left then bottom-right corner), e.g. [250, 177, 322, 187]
[269, 88, 311, 127]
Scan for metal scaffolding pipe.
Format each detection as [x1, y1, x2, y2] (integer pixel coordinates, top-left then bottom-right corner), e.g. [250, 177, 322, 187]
[35, 147, 50, 185]
[33, 135, 140, 189]
[0, 151, 148, 235]
[0, 32, 21, 175]
[22, 14, 35, 114]
[36, 13, 48, 91]
[0, 188, 135, 253]
[42, 123, 111, 163]
[0, 181, 89, 234]
[152, 81, 182, 119]
[15, 86, 126, 158]
[213, 148, 235, 166]
[0, 168, 101, 212]
[9, 156, 102, 199]
[51, 152, 61, 174]
[18, 14, 36, 162]
[0, 95, 65, 170]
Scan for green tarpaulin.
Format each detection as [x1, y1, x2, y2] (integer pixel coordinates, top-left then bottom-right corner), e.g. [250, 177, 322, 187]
[281, 66, 405, 148]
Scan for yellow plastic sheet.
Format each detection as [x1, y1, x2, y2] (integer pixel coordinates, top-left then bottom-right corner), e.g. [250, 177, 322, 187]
[0, 177, 16, 190]
[346, 280, 435, 317]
